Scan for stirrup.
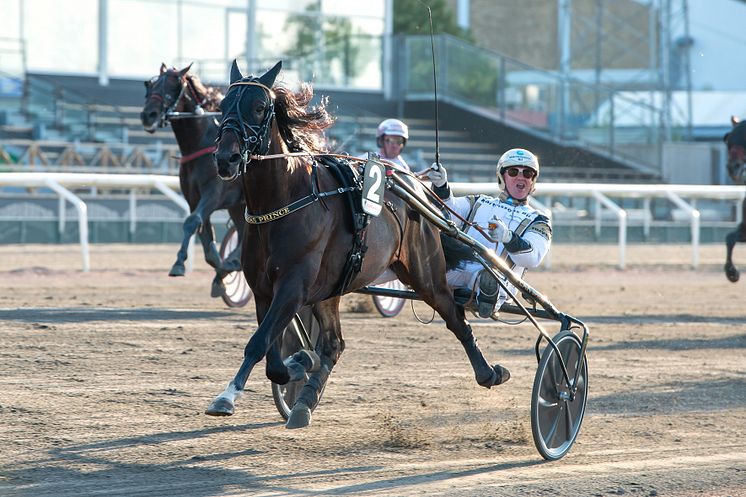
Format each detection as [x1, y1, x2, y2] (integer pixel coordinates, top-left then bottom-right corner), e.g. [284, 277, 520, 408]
[477, 271, 498, 319]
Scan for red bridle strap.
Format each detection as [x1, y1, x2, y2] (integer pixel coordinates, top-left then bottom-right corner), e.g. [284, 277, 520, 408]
[180, 146, 217, 165]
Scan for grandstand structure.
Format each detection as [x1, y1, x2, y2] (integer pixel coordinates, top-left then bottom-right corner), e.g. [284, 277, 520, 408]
[0, 0, 742, 245]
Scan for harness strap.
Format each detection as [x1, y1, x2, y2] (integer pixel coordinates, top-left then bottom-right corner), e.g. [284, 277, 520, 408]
[179, 146, 217, 165]
[461, 195, 482, 231]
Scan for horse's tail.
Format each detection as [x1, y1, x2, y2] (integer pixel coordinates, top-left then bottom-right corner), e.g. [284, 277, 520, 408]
[441, 232, 478, 270]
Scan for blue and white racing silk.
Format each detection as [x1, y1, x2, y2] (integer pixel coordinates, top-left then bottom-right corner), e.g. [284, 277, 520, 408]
[444, 191, 552, 310]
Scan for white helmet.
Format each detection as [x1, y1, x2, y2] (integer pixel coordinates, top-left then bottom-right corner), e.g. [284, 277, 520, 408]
[377, 118, 409, 146]
[496, 148, 540, 192]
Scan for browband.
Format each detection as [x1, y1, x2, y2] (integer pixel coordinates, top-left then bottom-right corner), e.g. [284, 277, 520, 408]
[228, 81, 275, 99]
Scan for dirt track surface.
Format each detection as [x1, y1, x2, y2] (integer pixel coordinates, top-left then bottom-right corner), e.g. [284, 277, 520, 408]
[0, 243, 744, 497]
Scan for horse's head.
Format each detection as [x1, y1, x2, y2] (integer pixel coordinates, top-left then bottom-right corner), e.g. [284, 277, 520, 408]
[214, 60, 282, 181]
[140, 63, 192, 133]
[724, 116, 746, 184]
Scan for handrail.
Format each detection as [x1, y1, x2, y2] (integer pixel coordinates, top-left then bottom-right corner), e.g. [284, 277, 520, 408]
[452, 181, 744, 269]
[0, 173, 742, 271]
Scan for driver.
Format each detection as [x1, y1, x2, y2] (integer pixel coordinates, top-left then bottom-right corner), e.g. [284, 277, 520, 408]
[427, 148, 552, 318]
[374, 118, 410, 171]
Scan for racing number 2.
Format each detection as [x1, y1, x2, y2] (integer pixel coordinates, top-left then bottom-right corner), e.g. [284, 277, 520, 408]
[362, 160, 385, 216]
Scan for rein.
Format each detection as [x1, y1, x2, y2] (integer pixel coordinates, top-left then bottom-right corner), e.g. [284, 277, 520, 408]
[242, 150, 489, 235]
[180, 146, 217, 165]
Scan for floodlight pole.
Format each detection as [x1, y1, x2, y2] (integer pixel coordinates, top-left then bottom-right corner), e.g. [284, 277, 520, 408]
[98, 0, 109, 86]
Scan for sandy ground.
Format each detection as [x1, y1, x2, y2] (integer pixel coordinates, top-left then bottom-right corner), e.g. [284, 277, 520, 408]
[0, 243, 744, 497]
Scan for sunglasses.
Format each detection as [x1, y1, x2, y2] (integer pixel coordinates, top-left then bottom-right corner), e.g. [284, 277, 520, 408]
[383, 137, 404, 146]
[506, 167, 536, 179]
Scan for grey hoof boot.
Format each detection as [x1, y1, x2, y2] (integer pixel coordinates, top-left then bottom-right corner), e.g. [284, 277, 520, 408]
[169, 263, 186, 277]
[477, 364, 511, 388]
[283, 349, 321, 381]
[725, 262, 740, 283]
[205, 397, 234, 416]
[211, 277, 226, 298]
[477, 271, 498, 318]
[286, 402, 312, 429]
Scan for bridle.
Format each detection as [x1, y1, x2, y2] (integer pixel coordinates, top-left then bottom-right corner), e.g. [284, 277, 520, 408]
[215, 79, 276, 173]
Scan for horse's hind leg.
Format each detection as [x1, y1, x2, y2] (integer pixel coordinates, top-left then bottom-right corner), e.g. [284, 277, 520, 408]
[725, 222, 746, 283]
[169, 212, 201, 276]
[197, 216, 229, 297]
[422, 283, 510, 388]
[221, 204, 245, 273]
[286, 297, 343, 429]
[399, 220, 509, 389]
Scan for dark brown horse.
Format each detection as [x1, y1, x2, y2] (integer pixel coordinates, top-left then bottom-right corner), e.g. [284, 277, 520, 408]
[140, 63, 246, 298]
[723, 115, 746, 282]
[205, 60, 509, 428]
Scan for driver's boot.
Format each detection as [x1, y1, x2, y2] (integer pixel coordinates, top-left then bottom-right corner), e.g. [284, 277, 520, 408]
[476, 271, 498, 319]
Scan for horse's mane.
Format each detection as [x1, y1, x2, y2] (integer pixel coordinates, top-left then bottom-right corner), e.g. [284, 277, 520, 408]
[273, 83, 334, 154]
[184, 72, 223, 112]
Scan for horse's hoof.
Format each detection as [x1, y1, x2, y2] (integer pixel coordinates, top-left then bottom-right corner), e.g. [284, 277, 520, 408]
[477, 364, 511, 389]
[205, 397, 234, 416]
[169, 264, 186, 277]
[725, 263, 740, 283]
[286, 402, 312, 429]
[211, 279, 226, 298]
[283, 349, 321, 381]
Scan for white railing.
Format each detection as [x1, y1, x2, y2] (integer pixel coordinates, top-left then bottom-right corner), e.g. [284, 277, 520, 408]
[0, 172, 743, 271]
[454, 182, 746, 269]
[0, 172, 189, 272]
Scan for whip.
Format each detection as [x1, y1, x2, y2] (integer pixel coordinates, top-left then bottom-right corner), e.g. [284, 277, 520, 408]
[417, 1, 441, 170]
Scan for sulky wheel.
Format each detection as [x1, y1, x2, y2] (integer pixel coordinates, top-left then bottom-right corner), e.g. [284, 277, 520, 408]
[272, 306, 323, 420]
[219, 225, 252, 308]
[530, 330, 588, 461]
[372, 279, 407, 318]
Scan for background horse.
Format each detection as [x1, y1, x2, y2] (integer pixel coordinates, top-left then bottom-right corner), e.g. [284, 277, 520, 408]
[140, 63, 246, 297]
[206, 60, 510, 428]
[722, 115, 746, 282]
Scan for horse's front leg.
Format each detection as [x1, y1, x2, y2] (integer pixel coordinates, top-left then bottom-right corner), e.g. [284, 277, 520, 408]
[725, 223, 746, 283]
[286, 297, 343, 429]
[205, 292, 304, 417]
[169, 210, 201, 277]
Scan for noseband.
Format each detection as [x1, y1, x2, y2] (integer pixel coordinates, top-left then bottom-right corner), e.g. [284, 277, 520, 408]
[216, 80, 276, 173]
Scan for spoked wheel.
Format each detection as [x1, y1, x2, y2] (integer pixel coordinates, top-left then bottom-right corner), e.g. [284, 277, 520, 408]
[371, 279, 407, 318]
[271, 306, 323, 420]
[531, 330, 588, 461]
[219, 225, 252, 308]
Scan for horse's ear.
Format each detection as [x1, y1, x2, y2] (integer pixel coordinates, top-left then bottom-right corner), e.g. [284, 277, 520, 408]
[160, 63, 167, 75]
[731, 115, 740, 127]
[230, 59, 243, 84]
[259, 61, 282, 88]
[179, 63, 193, 78]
